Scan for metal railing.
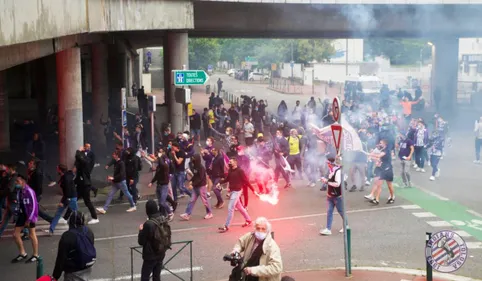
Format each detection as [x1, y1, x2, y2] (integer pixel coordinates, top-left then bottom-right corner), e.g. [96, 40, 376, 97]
[269, 78, 303, 94]
[130, 240, 194, 281]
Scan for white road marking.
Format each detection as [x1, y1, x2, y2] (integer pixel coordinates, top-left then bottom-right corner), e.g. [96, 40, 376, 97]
[467, 209, 482, 219]
[96, 205, 402, 242]
[454, 230, 472, 238]
[466, 242, 482, 249]
[412, 212, 436, 218]
[90, 266, 203, 281]
[426, 221, 453, 227]
[400, 204, 421, 210]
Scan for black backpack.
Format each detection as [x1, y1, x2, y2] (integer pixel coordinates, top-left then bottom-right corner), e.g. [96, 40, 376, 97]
[73, 226, 96, 270]
[150, 217, 172, 252]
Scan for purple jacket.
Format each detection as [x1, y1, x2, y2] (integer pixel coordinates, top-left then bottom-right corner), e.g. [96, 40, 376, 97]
[414, 128, 429, 147]
[17, 185, 38, 223]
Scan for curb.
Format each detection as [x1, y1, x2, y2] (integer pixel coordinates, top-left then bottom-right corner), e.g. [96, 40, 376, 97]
[213, 267, 482, 281]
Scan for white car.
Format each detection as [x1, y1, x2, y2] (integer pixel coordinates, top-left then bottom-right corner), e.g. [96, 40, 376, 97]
[227, 69, 237, 76]
[248, 72, 269, 81]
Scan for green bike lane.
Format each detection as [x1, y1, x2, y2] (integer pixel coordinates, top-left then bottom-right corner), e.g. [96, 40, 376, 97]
[394, 178, 482, 242]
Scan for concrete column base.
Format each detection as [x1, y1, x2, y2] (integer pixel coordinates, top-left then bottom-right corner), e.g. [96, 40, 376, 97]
[0, 71, 10, 152]
[432, 38, 459, 115]
[91, 43, 109, 152]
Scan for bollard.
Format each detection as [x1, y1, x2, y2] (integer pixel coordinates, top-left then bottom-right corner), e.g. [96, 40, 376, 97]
[426, 232, 433, 281]
[36, 256, 44, 278]
[347, 227, 352, 275]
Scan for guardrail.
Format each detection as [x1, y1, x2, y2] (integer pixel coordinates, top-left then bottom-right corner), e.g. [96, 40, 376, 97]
[130, 240, 194, 281]
[269, 78, 304, 94]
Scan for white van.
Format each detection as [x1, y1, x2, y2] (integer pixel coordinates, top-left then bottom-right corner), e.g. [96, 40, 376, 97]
[345, 75, 382, 95]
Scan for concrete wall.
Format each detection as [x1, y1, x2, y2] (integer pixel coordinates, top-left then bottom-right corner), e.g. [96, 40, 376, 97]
[0, 0, 194, 48]
[280, 63, 303, 79]
[88, 0, 194, 32]
[0, 0, 87, 47]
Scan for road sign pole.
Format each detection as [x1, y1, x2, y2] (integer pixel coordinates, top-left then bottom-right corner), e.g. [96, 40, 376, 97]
[426, 232, 433, 281]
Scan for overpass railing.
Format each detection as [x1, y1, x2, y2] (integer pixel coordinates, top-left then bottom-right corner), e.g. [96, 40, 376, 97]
[130, 240, 194, 281]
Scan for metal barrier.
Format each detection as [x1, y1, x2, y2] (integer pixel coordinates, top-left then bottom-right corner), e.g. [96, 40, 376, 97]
[130, 240, 194, 281]
[269, 78, 303, 94]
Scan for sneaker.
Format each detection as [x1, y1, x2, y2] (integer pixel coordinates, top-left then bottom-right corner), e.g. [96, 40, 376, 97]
[413, 164, 418, 169]
[58, 218, 68, 224]
[474, 160, 481, 164]
[88, 219, 100, 225]
[387, 197, 395, 204]
[218, 226, 229, 233]
[94, 163, 101, 168]
[96, 207, 106, 214]
[48, 181, 57, 187]
[429, 176, 435, 181]
[416, 168, 421, 172]
[179, 194, 187, 198]
[204, 213, 213, 220]
[365, 180, 370, 186]
[216, 202, 225, 209]
[309, 182, 316, 188]
[207, 192, 212, 199]
[11, 254, 28, 263]
[349, 185, 357, 192]
[320, 228, 332, 236]
[241, 221, 252, 227]
[370, 199, 379, 205]
[339, 227, 346, 233]
[167, 213, 174, 222]
[364, 194, 374, 200]
[43, 229, 54, 236]
[126, 206, 137, 212]
[427, 161, 431, 166]
[421, 169, 426, 173]
[180, 213, 190, 221]
[21, 233, 30, 241]
[18, 161, 25, 165]
[25, 255, 40, 263]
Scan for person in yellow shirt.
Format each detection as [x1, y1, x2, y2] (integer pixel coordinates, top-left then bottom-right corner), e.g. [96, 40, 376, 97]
[287, 129, 303, 179]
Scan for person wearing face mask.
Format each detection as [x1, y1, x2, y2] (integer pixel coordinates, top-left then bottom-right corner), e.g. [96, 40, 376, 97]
[230, 217, 283, 281]
[201, 137, 216, 175]
[180, 154, 213, 220]
[48, 164, 78, 235]
[210, 147, 226, 209]
[273, 130, 291, 189]
[148, 149, 175, 221]
[320, 158, 345, 236]
[11, 175, 40, 263]
[217, 158, 254, 233]
[161, 127, 175, 148]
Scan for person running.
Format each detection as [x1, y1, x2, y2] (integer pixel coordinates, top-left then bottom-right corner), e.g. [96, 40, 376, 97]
[125, 147, 142, 205]
[170, 142, 192, 201]
[210, 147, 226, 209]
[366, 139, 395, 205]
[398, 134, 414, 187]
[414, 120, 429, 172]
[273, 129, 291, 189]
[148, 148, 174, 221]
[11, 175, 40, 264]
[48, 164, 78, 235]
[96, 151, 137, 214]
[320, 158, 345, 236]
[180, 154, 213, 221]
[217, 158, 254, 233]
[429, 132, 444, 181]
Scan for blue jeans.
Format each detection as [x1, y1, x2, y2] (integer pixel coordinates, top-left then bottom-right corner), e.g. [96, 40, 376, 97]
[129, 177, 139, 203]
[430, 155, 441, 177]
[326, 196, 344, 231]
[156, 184, 172, 216]
[104, 181, 135, 210]
[225, 191, 251, 227]
[171, 172, 191, 201]
[50, 197, 78, 232]
[211, 177, 224, 205]
[185, 186, 212, 215]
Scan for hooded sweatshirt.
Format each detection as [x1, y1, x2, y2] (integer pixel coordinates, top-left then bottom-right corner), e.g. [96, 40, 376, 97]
[138, 200, 166, 261]
[190, 154, 207, 188]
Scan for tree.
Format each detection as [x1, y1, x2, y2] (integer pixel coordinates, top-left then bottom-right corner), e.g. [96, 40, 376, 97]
[296, 39, 335, 64]
[188, 38, 221, 70]
[364, 39, 432, 65]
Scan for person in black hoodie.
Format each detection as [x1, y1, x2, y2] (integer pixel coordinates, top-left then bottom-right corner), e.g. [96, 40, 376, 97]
[0, 164, 17, 237]
[27, 160, 53, 225]
[180, 154, 213, 221]
[52, 211, 95, 281]
[138, 200, 168, 281]
[125, 147, 142, 205]
[65, 145, 98, 225]
[273, 129, 291, 189]
[49, 164, 78, 235]
[97, 151, 137, 214]
[148, 149, 174, 221]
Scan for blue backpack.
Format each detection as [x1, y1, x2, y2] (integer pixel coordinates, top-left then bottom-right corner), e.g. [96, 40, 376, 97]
[73, 226, 96, 270]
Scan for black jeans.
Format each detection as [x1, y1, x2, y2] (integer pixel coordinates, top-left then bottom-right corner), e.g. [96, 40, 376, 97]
[141, 255, 165, 281]
[64, 184, 98, 220]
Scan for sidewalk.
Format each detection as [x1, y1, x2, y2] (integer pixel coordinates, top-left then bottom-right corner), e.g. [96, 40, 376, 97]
[217, 268, 479, 281]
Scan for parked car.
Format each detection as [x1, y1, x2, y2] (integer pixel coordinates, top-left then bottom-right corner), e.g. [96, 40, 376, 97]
[227, 69, 237, 76]
[248, 72, 269, 81]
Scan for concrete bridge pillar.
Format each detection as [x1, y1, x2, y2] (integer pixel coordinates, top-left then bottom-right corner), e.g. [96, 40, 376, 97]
[163, 32, 188, 134]
[0, 71, 10, 151]
[91, 43, 109, 151]
[56, 47, 84, 167]
[432, 38, 459, 115]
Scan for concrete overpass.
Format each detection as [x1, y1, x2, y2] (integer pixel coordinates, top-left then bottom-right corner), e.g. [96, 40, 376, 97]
[0, 0, 471, 161]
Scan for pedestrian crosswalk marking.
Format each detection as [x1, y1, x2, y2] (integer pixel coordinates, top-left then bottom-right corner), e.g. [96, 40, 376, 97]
[426, 221, 452, 227]
[466, 242, 482, 249]
[412, 212, 436, 218]
[400, 205, 422, 210]
[454, 230, 472, 238]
